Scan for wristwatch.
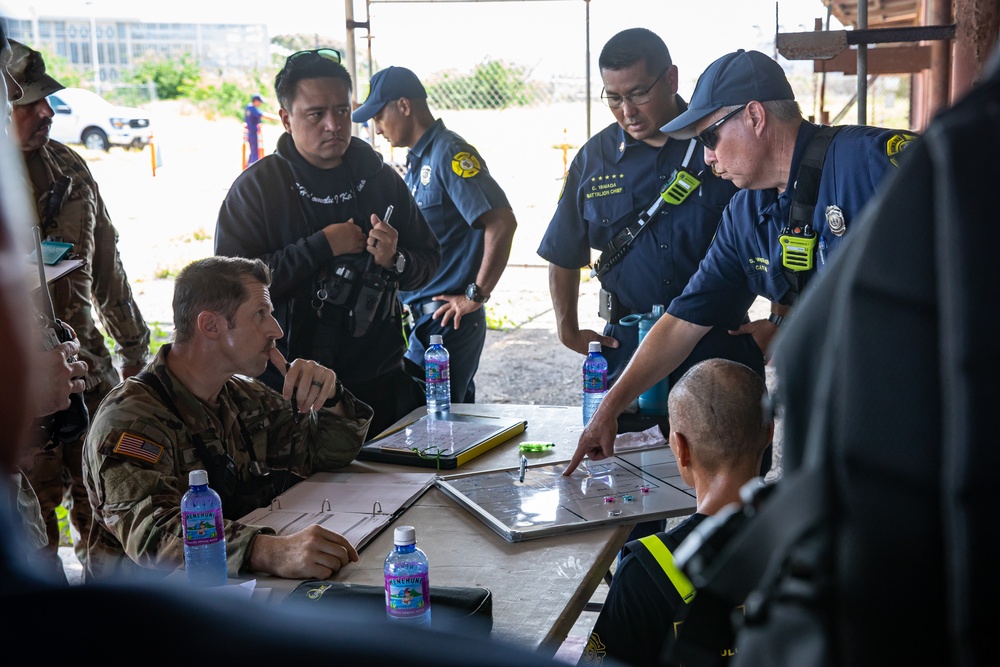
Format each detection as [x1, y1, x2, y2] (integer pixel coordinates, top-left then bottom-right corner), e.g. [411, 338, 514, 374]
[391, 250, 407, 275]
[465, 282, 489, 303]
[768, 313, 785, 327]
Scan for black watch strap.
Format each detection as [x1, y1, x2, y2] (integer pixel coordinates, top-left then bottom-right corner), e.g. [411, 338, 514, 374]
[768, 313, 785, 327]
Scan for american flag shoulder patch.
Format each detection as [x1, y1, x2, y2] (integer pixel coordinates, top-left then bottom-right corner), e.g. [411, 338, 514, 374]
[113, 432, 164, 464]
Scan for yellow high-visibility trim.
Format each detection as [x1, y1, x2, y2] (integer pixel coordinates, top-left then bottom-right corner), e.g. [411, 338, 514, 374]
[638, 535, 696, 604]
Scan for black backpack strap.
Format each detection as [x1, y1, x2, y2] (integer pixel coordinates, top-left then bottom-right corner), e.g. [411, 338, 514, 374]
[783, 125, 844, 299]
[133, 370, 216, 473]
[789, 126, 842, 228]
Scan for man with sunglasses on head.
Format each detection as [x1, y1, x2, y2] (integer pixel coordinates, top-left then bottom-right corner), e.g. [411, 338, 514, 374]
[537, 29, 763, 395]
[565, 49, 916, 476]
[216, 49, 440, 439]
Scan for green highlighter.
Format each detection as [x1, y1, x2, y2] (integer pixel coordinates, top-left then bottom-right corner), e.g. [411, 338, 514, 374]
[519, 442, 555, 452]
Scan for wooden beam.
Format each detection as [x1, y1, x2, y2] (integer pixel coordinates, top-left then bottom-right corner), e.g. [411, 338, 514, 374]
[814, 45, 932, 74]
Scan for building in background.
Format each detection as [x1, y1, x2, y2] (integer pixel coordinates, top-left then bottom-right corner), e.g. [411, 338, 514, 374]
[1, 10, 268, 88]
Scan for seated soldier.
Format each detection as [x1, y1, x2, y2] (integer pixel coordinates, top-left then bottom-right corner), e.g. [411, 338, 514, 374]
[580, 358, 772, 666]
[82, 256, 374, 582]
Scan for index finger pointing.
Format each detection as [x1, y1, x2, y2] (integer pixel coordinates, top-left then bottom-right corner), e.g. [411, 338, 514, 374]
[563, 448, 586, 476]
[269, 347, 288, 375]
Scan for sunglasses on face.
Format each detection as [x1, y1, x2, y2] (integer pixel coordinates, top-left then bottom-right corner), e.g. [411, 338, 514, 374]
[600, 66, 669, 109]
[286, 48, 343, 67]
[698, 104, 747, 150]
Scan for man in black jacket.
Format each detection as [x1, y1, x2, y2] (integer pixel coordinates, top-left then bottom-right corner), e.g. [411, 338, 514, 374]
[216, 48, 440, 438]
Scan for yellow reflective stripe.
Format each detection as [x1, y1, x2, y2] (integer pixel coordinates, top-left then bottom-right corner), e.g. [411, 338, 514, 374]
[638, 535, 696, 604]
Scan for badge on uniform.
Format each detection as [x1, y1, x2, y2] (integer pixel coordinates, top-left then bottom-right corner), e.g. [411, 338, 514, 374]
[420, 164, 432, 186]
[885, 132, 916, 168]
[826, 205, 846, 236]
[451, 151, 481, 178]
[112, 431, 164, 464]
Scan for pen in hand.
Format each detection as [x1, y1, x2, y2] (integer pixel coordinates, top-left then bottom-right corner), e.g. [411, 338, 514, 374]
[286, 362, 302, 424]
[383, 205, 394, 225]
[270, 348, 301, 424]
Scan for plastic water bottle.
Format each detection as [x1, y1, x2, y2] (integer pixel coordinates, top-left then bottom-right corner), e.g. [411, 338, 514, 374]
[637, 304, 669, 415]
[424, 334, 451, 416]
[181, 469, 227, 587]
[384, 525, 432, 625]
[582, 341, 608, 426]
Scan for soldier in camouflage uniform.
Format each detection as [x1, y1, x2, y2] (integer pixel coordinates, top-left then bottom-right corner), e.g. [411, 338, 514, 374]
[7, 40, 150, 569]
[83, 256, 372, 581]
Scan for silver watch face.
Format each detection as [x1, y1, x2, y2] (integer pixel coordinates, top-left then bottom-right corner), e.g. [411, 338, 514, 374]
[394, 251, 406, 273]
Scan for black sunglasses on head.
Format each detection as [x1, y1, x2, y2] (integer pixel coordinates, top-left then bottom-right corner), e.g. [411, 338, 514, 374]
[698, 104, 747, 150]
[286, 48, 342, 67]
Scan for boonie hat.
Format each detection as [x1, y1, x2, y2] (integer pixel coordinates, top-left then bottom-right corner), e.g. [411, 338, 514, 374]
[661, 49, 794, 139]
[352, 66, 427, 123]
[7, 40, 64, 106]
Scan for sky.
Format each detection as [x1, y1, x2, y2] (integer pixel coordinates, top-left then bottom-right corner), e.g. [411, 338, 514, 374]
[9, 0, 844, 91]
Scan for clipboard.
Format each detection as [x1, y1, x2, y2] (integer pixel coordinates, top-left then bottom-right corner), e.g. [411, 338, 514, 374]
[358, 412, 528, 469]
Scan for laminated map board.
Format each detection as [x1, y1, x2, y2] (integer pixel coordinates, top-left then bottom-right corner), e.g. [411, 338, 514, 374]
[358, 412, 527, 470]
[435, 447, 696, 542]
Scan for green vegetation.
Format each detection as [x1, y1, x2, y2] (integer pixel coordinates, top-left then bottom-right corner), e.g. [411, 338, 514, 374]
[426, 60, 538, 110]
[34, 48, 82, 88]
[484, 300, 516, 331]
[147, 321, 171, 355]
[153, 263, 182, 280]
[124, 53, 201, 100]
[100, 320, 171, 361]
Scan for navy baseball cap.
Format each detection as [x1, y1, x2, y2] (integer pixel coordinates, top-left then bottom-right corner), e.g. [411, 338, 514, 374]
[352, 66, 427, 123]
[661, 49, 794, 139]
[251, 94, 264, 102]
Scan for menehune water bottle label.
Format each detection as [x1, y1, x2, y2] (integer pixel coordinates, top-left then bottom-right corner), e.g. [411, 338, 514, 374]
[427, 360, 449, 384]
[385, 572, 430, 618]
[583, 369, 606, 392]
[182, 507, 224, 546]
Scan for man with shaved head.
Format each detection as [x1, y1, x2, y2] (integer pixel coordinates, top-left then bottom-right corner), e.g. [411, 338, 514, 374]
[580, 358, 771, 666]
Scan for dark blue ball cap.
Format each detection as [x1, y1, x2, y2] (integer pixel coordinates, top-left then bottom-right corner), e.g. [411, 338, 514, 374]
[352, 66, 427, 123]
[661, 49, 794, 139]
[251, 94, 264, 102]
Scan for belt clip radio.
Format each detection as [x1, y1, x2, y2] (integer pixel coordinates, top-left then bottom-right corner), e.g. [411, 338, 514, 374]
[660, 167, 702, 206]
[779, 224, 818, 272]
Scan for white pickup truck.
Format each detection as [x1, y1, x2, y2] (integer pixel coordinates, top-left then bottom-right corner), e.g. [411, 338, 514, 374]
[46, 87, 152, 152]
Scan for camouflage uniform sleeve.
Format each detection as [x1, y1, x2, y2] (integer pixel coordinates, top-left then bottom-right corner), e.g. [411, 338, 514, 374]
[83, 387, 272, 577]
[240, 378, 373, 474]
[81, 156, 150, 367]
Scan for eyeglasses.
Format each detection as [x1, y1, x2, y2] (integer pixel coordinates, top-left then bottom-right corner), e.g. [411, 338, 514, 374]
[697, 104, 747, 150]
[287, 48, 343, 67]
[600, 66, 669, 109]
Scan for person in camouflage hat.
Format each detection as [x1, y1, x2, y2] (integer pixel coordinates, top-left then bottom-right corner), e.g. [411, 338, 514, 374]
[7, 39, 150, 571]
[83, 256, 373, 581]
